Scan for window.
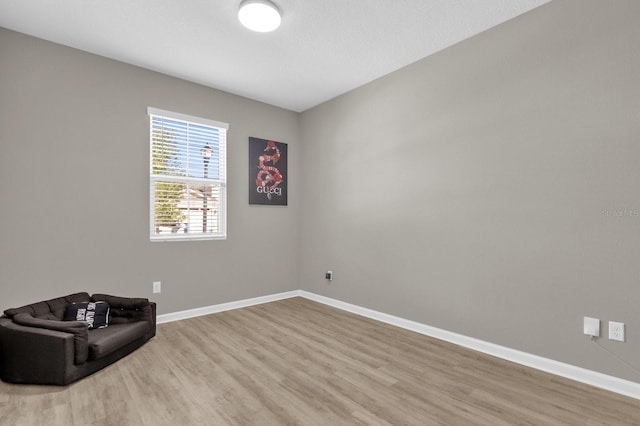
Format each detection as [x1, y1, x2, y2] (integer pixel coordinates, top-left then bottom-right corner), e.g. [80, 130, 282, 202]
[148, 107, 228, 241]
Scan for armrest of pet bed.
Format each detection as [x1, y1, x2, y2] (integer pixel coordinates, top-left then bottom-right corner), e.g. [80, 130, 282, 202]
[11, 313, 89, 364]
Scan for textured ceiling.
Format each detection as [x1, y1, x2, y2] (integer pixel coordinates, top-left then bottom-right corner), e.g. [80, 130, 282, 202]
[0, 0, 551, 112]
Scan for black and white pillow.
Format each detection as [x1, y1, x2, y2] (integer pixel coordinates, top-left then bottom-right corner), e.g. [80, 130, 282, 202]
[64, 301, 110, 329]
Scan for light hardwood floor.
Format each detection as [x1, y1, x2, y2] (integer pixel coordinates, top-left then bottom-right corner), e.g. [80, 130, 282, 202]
[1, 297, 638, 425]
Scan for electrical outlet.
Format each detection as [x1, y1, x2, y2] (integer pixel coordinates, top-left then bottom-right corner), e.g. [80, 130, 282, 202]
[153, 281, 161, 294]
[583, 317, 600, 337]
[325, 271, 333, 281]
[609, 321, 625, 342]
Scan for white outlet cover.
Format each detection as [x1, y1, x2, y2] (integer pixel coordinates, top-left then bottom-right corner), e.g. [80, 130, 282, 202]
[608, 321, 625, 342]
[583, 316, 600, 337]
[153, 281, 161, 294]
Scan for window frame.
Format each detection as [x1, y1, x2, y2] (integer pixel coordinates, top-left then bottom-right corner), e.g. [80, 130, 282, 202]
[148, 107, 228, 242]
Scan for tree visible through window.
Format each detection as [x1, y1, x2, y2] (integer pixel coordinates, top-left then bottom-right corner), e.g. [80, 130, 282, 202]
[148, 107, 228, 241]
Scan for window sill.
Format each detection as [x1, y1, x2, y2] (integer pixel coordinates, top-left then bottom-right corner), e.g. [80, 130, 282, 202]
[150, 234, 226, 242]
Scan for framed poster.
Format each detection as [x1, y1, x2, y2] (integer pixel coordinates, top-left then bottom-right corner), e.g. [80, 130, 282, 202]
[249, 137, 288, 205]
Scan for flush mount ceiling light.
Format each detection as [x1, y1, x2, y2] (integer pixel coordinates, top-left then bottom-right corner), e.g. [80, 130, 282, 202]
[238, 0, 282, 33]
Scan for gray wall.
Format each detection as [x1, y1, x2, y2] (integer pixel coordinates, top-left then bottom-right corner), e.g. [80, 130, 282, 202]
[299, 0, 640, 382]
[0, 28, 301, 314]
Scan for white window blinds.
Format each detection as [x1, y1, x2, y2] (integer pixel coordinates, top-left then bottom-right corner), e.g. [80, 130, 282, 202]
[148, 107, 228, 241]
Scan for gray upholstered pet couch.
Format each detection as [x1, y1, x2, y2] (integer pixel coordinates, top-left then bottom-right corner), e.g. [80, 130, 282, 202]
[0, 292, 156, 385]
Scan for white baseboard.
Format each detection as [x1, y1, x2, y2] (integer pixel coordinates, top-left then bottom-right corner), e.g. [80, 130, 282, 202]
[156, 290, 301, 324]
[156, 289, 640, 400]
[298, 291, 640, 401]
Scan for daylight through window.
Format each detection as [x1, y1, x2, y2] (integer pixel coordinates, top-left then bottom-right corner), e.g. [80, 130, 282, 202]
[148, 107, 228, 241]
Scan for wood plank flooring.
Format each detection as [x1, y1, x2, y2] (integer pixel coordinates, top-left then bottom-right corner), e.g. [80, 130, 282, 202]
[1, 297, 638, 425]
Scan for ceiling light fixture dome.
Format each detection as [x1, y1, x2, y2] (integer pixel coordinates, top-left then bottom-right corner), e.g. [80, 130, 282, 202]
[238, 0, 281, 33]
